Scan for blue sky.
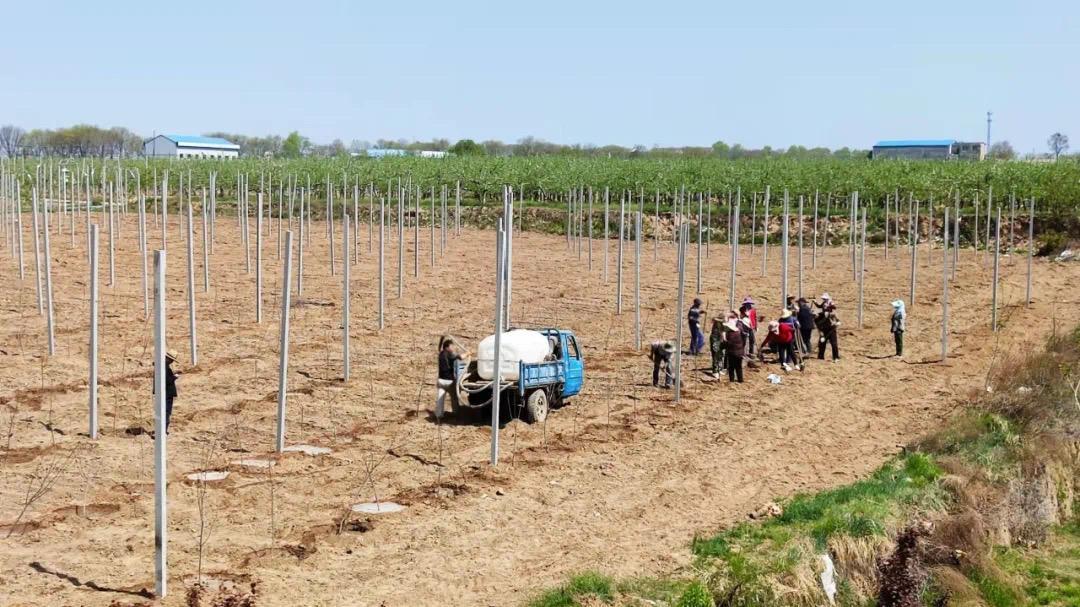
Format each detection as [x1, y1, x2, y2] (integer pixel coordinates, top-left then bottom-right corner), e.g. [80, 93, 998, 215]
[1, 0, 1075, 154]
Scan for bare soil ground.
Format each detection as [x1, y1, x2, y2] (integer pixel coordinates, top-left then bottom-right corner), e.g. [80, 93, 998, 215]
[1, 211, 1075, 606]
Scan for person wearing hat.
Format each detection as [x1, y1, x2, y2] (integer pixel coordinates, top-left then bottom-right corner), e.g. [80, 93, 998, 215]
[890, 300, 906, 357]
[814, 293, 835, 311]
[435, 335, 465, 418]
[708, 317, 727, 378]
[815, 305, 842, 361]
[152, 350, 179, 433]
[687, 298, 705, 356]
[778, 309, 804, 370]
[796, 298, 815, 355]
[739, 297, 758, 355]
[649, 340, 676, 388]
[723, 318, 745, 382]
[760, 316, 800, 371]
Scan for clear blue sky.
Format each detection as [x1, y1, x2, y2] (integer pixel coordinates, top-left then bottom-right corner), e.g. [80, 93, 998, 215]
[1, 0, 1075, 154]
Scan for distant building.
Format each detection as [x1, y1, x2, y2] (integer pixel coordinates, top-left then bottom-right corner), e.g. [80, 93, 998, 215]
[872, 139, 986, 160]
[362, 149, 447, 159]
[365, 148, 409, 159]
[953, 141, 986, 160]
[143, 134, 240, 159]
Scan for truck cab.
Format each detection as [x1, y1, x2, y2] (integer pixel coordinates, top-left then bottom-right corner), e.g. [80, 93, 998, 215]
[528, 328, 584, 399]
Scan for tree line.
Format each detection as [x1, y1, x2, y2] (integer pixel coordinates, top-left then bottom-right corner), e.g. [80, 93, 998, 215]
[0, 122, 1067, 161]
[0, 125, 142, 158]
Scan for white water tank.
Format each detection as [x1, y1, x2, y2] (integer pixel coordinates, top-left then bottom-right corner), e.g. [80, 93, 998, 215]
[476, 329, 553, 381]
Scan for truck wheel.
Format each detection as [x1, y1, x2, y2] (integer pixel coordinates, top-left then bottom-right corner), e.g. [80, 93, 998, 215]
[525, 390, 549, 424]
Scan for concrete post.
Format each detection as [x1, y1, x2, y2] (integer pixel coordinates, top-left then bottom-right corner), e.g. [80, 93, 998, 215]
[276, 232, 294, 452]
[491, 222, 506, 466]
[811, 191, 819, 270]
[152, 249, 168, 598]
[909, 201, 919, 310]
[635, 211, 642, 349]
[186, 196, 197, 366]
[32, 187, 43, 314]
[1026, 198, 1034, 306]
[992, 208, 1001, 332]
[617, 195, 624, 313]
[256, 193, 263, 324]
[378, 198, 385, 330]
[201, 191, 209, 292]
[674, 224, 687, 403]
[343, 215, 350, 381]
[761, 186, 770, 277]
[942, 209, 950, 360]
[43, 189, 55, 355]
[88, 224, 99, 439]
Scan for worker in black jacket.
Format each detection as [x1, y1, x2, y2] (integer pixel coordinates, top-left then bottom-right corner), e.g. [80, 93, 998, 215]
[796, 298, 815, 355]
[436, 336, 463, 418]
[153, 351, 179, 433]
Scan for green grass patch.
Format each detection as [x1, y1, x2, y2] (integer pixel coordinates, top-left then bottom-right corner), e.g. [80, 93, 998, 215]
[694, 453, 946, 558]
[995, 521, 1080, 606]
[526, 572, 614, 607]
[919, 411, 1024, 482]
[684, 453, 949, 605]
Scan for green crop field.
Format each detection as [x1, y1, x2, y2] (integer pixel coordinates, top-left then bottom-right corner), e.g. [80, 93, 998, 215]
[8, 155, 1080, 223]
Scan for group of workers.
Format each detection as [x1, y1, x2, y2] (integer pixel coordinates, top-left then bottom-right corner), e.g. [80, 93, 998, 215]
[652, 290, 909, 388]
[157, 302, 910, 432]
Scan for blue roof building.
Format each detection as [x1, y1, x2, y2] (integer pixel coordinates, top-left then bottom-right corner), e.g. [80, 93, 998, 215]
[872, 139, 985, 160]
[143, 134, 240, 158]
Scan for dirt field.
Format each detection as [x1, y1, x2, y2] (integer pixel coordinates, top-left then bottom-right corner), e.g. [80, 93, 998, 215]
[1, 210, 1076, 607]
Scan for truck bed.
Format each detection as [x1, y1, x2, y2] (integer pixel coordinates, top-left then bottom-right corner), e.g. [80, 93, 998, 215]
[457, 359, 566, 397]
[516, 360, 566, 396]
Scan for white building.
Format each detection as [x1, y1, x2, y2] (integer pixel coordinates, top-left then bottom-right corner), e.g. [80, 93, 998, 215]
[143, 134, 240, 159]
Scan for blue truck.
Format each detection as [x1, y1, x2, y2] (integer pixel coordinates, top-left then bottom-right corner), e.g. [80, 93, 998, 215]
[454, 328, 584, 423]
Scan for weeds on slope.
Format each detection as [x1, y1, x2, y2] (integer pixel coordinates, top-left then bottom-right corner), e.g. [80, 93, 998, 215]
[525, 325, 1080, 607]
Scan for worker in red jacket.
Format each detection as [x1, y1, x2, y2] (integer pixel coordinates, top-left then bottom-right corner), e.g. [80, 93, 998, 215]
[759, 319, 802, 372]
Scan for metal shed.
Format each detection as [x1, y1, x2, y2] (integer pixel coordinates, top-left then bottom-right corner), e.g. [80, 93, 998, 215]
[143, 134, 240, 158]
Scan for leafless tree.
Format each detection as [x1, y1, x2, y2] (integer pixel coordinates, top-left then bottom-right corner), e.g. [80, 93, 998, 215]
[0, 125, 24, 157]
[988, 141, 1016, 160]
[194, 441, 220, 584]
[6, 447, 82, 538]
[1048, 132, 1070, 159]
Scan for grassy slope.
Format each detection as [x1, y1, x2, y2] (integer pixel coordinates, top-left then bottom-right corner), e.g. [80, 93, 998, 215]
[525, 326, 1080, 607]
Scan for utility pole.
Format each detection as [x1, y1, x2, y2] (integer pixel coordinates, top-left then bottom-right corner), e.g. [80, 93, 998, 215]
[986, 111, 992, 153]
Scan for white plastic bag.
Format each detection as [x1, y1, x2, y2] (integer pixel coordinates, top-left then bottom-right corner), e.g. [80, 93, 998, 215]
[819, 554, 837, 604]
[476, 330, 553, 381]
[767, 373, 782, 384]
